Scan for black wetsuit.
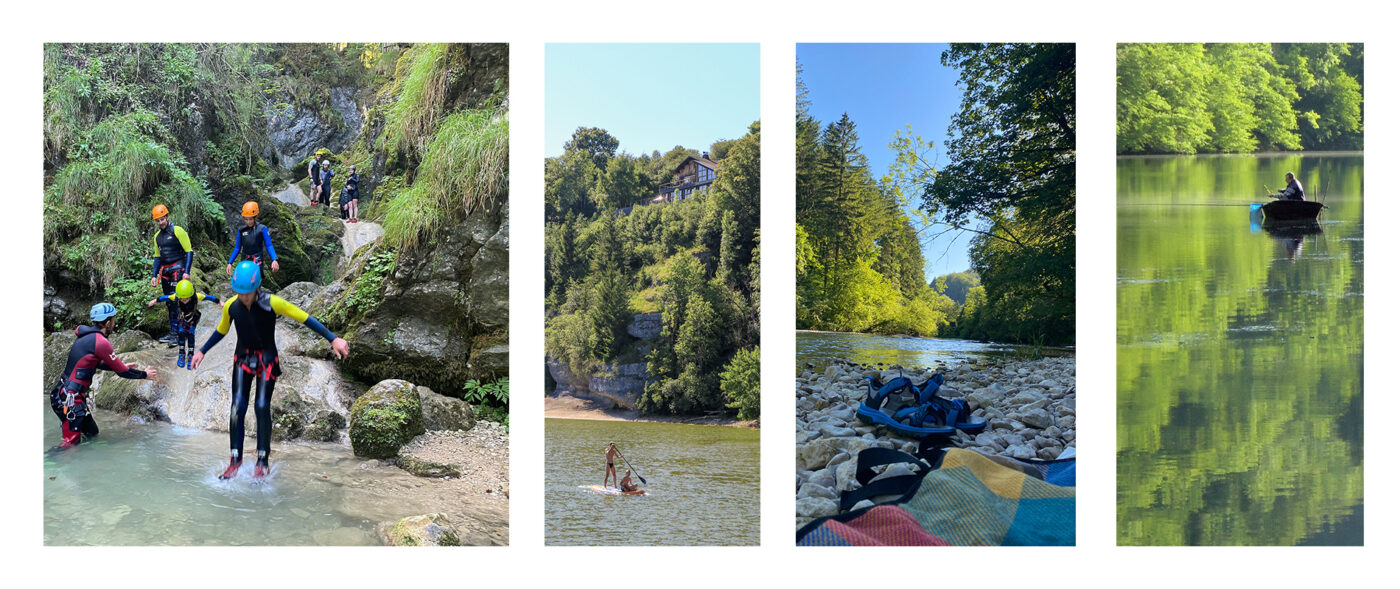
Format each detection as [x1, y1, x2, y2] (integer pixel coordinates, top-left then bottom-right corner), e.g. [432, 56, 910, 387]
[229, 223, 278, 266]
[151, 225, 193, 336]
[155, 293, 219, 354]
[200, 293, 336, 466]
[51, 326, 147, 446]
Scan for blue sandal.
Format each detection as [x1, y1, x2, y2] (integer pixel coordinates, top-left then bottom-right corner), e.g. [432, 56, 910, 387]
[911, 374, 987, 433]
[855, 375, 956, 439]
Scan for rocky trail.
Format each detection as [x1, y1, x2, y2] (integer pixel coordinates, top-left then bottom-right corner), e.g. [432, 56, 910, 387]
[340, 217, 384, 261]
[271, 182, 311, 207]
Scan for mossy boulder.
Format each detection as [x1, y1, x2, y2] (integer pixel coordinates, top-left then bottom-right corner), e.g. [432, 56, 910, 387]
[109, 330, 156, 355]
[380, 513, 460, 547]
[349, 379, 426, 458]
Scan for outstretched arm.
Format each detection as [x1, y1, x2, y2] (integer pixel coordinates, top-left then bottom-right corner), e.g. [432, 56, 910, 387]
[95, 336, 148, 380]
[271, 296, 350, 359]
[228, 230, 243, 264]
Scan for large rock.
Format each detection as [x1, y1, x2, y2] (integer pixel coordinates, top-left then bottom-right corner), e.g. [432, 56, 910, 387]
[44, 331, 77, 386]
[349, 379, 426, 458]
[379, 513, 460, 547]
[627, 312, 662, 340]
[587, 362, 647, 410]
[417, 385, 476, 431]
[466, 205, 509, 332]
[264, 87, 364, 170]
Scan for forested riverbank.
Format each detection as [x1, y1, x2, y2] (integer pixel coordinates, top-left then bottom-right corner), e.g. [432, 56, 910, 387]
[1117, 43, 1362, 154]
[544, 124, 761, 420]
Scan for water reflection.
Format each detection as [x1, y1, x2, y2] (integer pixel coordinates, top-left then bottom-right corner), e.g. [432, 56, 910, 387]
[1117, 153, 1363, 546]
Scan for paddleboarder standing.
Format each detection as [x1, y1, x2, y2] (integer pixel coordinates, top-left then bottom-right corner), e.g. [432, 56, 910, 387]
[603, 442, 621, 488]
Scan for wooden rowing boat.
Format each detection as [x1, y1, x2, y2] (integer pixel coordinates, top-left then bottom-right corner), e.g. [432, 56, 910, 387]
[1260, 199, 1325, 221]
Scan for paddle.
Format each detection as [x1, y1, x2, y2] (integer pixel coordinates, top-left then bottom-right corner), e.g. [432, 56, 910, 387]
[616, 450, 647, 485]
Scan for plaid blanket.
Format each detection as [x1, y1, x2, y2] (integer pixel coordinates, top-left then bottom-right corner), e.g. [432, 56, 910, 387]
[797, 448, 1075, 546]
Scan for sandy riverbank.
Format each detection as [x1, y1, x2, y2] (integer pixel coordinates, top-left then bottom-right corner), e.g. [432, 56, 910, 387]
[545, 393, 758, 428]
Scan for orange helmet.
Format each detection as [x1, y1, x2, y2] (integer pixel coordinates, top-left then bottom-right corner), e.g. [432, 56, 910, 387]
[151, 204, 169, 220]
[242, 201, 259, 217]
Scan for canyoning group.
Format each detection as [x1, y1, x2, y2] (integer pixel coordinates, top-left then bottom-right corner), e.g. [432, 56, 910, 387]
[49, 185, 352, 482]
[307, 151, 361, 222]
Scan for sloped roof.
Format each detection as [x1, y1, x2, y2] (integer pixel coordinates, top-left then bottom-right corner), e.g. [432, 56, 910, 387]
[672, 155, 719, 174]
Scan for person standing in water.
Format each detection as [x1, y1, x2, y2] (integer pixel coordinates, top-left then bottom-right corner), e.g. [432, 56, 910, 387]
[146, 280, 220, 370]
[150, 204, 194, 345]
[191, 261, 349, 479]
[602, 442, 621, 488]
[51, 303, 160, 448]
[1272, 172, 1307, 201]
[226, 201, 280, 275]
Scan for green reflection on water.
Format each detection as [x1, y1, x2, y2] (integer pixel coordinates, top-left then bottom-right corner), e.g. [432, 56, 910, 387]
[1117, 153, 1363, 546]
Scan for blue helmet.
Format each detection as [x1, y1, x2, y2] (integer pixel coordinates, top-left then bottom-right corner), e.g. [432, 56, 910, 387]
[90, 302, 117, 323]
[231, 260, 262, 294]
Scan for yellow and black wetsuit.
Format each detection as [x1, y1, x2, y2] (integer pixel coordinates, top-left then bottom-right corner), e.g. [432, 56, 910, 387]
[199, 293, 337, 466]
[151, 225, 193, 336]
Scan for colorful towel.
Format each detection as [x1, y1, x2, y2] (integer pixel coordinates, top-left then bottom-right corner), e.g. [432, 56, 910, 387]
[797, 448, 1076, 546]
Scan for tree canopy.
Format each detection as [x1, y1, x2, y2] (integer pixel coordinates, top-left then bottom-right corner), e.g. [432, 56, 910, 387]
[1117, 43, 1362, 154]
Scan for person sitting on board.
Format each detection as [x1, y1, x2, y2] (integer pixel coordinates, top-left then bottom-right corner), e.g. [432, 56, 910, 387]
[1272, 172, 1307, 201]
[603, 442, 621, 488]
[620, 470, 639, 493]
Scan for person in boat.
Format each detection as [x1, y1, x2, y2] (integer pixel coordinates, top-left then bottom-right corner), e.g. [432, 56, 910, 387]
[50, 303, 160, 448]
[603, 442, 621, 488]
[226, 201, 280, 276]
[620, 470, 639, 493]
[190, 261, 350, 479]
[150, 204, 194, 345]
[1272, 172, 1307, 201]
[146, 280, 220, 370]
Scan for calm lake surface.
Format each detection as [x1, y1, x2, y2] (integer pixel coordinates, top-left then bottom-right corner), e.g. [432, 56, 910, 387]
[544, 418, 759, 546]
[1117, 153, 1363, 545]
[795, 331, 1069, 373]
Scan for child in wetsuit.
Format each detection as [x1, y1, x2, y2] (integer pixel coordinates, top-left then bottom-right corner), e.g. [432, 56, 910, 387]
[147, 279, 220, 369]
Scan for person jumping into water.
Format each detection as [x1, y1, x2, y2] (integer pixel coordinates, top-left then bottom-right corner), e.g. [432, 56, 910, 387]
[150, 204, 193, 345]
[226, 201, 280, 276]
[191, 261, 349, 479]
[51, 303, 160, 448]
[146, 280, 220, 370]
[603, 442, 621, 488]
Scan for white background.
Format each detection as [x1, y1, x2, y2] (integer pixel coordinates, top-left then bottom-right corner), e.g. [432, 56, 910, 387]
[1, 1, 1390, 586]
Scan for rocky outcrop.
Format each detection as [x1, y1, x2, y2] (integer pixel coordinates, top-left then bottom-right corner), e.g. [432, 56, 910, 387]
[321, 203, 508, 395]
[264, 87, 364, 170]
[547, 357, 647, 410]
[627, 312, 663, 340]
[43, 286, 70, 331]
[349, 379, 427, 458]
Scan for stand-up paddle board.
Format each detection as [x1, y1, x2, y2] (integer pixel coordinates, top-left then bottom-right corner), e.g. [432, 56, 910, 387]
[582, 484, 646, 495]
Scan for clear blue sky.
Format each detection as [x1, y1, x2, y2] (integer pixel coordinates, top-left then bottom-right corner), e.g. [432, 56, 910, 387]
[546, 44, 759, 157]
[798, 43, 974, 281]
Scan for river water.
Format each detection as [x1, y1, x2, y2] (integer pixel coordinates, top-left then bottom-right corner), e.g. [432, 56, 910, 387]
[796, 330, 1067, 373]
[1117, 153, 1363, 545]
[42, 400, 511, 545]
[544, 418, 759, 546]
